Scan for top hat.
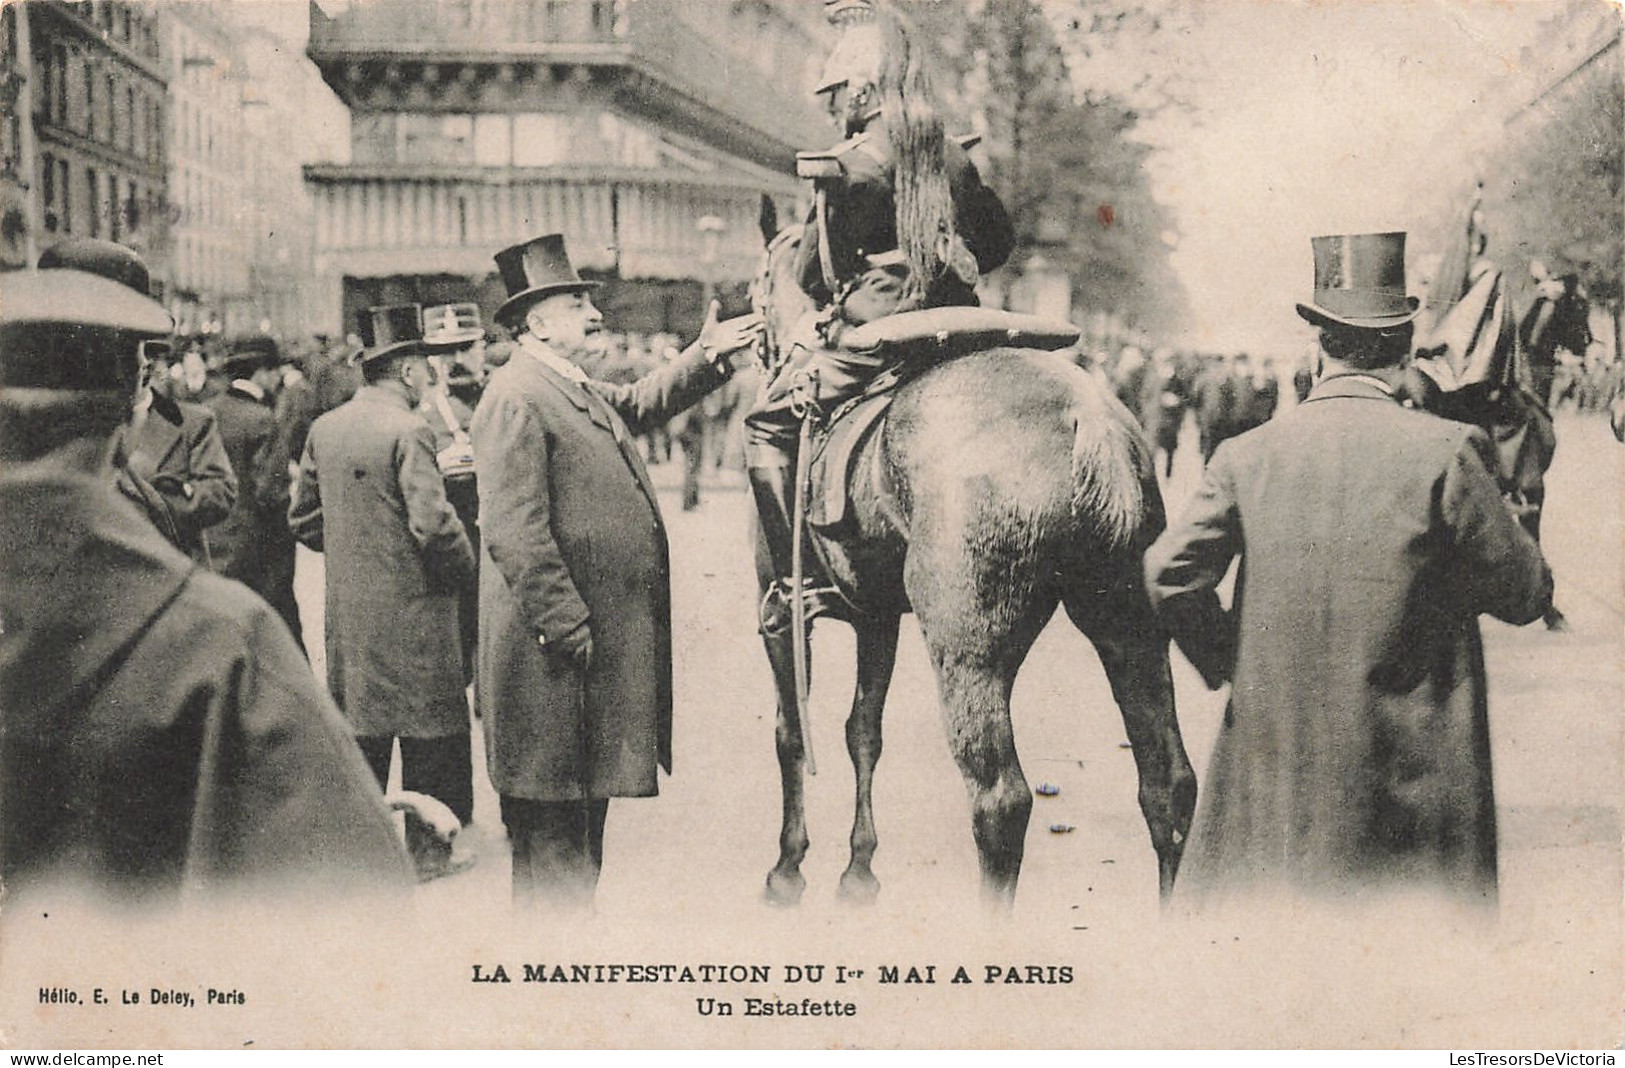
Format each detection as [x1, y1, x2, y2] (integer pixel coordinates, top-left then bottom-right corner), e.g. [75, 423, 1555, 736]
[0, 268, 173, 392]
[38, 238, 156, 299]
[422, 302, 485, 350]
[1296, 232, 1421, 329]
[354, 303, 427, 365]
[493, 234, 599, 328]
[221, 334, 286, 377]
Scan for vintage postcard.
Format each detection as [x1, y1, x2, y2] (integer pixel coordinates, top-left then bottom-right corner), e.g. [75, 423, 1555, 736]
[1, 0, 1620, 1051]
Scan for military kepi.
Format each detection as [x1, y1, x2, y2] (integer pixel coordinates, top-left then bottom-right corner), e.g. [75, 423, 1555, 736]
[0, 268, 172, 392]
[354, 303, 427, 365]
[1296, 232, 1421, 329]
[493, 234, 599, 329]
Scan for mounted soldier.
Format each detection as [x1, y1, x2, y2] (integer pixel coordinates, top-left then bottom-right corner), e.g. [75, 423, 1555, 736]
[744, 0, 1016, 630]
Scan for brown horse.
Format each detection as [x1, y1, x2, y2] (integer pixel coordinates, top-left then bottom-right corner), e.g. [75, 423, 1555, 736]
[751, 227, 1197, 908]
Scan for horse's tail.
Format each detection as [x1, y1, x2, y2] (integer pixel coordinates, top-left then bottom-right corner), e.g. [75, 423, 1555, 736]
[1068, 403, 1150, 555]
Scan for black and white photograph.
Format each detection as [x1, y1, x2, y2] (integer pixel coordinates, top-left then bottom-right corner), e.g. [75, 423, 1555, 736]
[0, 0, 1620, 1051]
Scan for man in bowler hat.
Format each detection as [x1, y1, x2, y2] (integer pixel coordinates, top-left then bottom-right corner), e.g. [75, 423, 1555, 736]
[290, 305, 480, 878]
[0, 267, 410, 905]
[1145, 232, 1553, 909]
[206, 334, 304, 648]
[472, 233, 761, 907]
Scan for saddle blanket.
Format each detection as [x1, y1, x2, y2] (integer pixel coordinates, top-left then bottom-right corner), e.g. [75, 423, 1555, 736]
[807, 308, 1081, 530]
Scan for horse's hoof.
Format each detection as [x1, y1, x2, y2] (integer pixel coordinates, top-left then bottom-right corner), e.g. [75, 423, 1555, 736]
[837, 868, 880, 905]
[763, 869, 806, 907]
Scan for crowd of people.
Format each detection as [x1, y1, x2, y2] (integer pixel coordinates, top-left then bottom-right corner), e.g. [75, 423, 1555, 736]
[0, 0, 1614, 922]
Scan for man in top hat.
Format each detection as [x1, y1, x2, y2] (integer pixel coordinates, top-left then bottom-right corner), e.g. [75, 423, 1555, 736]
[420, 302, 487, 684]
[472, 233, 761, 907]
[1144, 231, 1553, 910]
[290, 304, 480, 878]
[204, 334, 304, 648]
[0, 266, 411, 906]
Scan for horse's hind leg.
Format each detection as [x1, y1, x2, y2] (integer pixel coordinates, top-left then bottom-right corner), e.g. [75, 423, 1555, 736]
[839, 613, 901, 904]
[1065, 581, 1197, 901]
[764, 623, 811, 906]
[911, 564, 1052, 909]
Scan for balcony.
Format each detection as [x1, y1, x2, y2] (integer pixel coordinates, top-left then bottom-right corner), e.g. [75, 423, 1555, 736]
[309, 0, 830, 172]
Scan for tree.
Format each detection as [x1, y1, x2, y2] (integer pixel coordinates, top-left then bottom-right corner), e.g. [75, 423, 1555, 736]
[1485, 51, 1623, 356]
[949, 0, 1189, 335]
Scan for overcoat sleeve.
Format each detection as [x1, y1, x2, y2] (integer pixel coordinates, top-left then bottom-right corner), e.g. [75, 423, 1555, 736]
[169, 407, 237, 533]
[1144, 447, 1242, 689]
[1442, 428, 1553, 625]
[475, 391, 591, 643]
[592, 342, 731, 438]
[184, 603, 412, 893]
[398, 422, 477, 591]
[287, 437, 324, 552]
[249, 415, 293, 518]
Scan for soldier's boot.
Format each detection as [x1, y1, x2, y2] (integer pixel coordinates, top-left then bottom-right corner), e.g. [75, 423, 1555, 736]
[748, 457, 839, 637]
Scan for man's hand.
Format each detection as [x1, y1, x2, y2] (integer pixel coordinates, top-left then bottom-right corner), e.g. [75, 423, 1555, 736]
[542, 620, 593, 670]
[697, 300, 765, 371]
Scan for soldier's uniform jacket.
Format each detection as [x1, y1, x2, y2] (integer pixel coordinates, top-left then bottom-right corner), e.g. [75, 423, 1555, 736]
[1145, 375, 1553, 905]
[794, 117, 1015, 312]
[289, 386, 476, 739]
[125, 394, 237, 562]
[0, 464, 411, 903]
[471, 339, 728, 801]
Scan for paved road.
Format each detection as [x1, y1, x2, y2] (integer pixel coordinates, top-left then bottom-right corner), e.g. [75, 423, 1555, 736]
[284, 410, 1622, 1045]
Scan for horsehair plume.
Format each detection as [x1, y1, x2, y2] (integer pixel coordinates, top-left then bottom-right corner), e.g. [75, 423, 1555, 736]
[1069, 406, 1146, 554]
[875, 2, 955, 304]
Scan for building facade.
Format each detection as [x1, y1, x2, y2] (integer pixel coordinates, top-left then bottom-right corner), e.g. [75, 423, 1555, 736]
[162, 1, 253, 334]
[9, 0, 169, 279]
[305, 0, 831, 335]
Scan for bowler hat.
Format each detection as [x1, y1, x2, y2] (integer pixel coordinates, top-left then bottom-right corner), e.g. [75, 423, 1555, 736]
[493, 234, 599, 328]
[1296, 232, 1421, 329]
[221, 334, 286, 377]
[38, 237, 156, 299]
[354, 303, 426, 365]
[422, 302, 485, 350]
[0, 268, 172, 392]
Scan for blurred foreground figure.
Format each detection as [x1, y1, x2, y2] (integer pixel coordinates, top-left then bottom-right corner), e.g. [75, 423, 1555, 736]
[1146, 233, 1552, 910]
[0, 267, 411, 907]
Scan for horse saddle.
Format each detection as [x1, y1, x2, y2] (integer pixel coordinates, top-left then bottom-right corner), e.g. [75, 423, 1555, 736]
[806, 307, 1081, 530]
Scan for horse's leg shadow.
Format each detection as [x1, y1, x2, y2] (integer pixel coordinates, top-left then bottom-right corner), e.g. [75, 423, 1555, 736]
[764, 621, 811, 907]
[838, 613, 901, 905]
[1065, 584, 1198, 903]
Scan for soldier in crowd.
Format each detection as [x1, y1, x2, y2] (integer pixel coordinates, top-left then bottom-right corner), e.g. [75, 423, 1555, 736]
[206, 335, 304, 649]
[1146, 232, 1552, 909]
[290, 305, 480, 879]
[743, 0, 1014, 629]
[0, 266, 411, 906]
[420, 302, 489, 683]
[472, 233, 760, 908]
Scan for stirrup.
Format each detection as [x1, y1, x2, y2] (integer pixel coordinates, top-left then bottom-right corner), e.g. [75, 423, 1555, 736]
[758, 579, 841, 637]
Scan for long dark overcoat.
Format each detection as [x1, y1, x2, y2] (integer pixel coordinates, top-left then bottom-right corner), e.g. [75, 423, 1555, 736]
[204, 384, 302, 643]
[471, 342, 728, 801]
[204, 384, 289, 583]
[1145, 374, 1552, 905]
[0, 465, 411, 903]
[126, 395, 237, 562]
[289, 387, 476, 739]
